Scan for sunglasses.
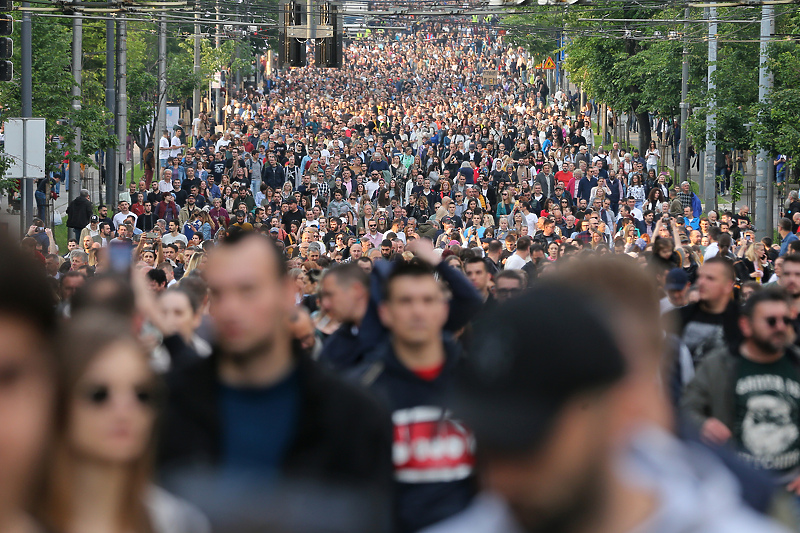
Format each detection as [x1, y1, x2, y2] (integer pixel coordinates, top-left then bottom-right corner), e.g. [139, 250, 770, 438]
[765, 316, 792, 328]
[81, 384, 156, 408]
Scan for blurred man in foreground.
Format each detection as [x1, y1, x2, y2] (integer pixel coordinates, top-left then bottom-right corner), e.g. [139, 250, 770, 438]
[426, 258, 790, 533]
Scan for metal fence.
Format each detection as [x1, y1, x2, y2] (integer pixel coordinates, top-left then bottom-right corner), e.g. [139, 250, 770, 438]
[741, 181, 756, 218]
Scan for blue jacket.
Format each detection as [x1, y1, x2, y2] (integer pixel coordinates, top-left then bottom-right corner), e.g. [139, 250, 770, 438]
[780, 233, 798, 256]
[691, 193, 702, 219]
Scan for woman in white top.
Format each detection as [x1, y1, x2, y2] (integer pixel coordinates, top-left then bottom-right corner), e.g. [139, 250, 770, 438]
[645, 140, 660, 173]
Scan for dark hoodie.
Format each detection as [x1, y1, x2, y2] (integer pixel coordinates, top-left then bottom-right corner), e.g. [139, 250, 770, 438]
[354, 336, 477, 533]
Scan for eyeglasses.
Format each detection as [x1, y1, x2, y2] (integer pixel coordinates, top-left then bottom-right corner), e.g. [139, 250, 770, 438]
[80, 383, 155, 408]
[765, 316, 793, 328]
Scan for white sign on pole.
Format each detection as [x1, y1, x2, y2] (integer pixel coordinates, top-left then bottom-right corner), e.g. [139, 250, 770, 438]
[4, 118, 47, 179]
[165, 105, 181, 133]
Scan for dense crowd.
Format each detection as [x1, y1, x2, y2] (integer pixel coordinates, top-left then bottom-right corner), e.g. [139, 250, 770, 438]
[6, 21, 800, 533]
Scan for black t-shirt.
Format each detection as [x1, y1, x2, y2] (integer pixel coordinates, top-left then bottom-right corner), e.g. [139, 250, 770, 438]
[681, 309, 726, 365]
[734, 354, 800, 477]
[172, 188, 189, 207]
[211, 160, 227, 182]
[281, 209, 305, 231]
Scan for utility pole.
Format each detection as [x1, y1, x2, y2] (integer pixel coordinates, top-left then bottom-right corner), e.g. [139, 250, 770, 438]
[20, 0, 32, 229]
[235, 3, 242, 92]
[116, 17, 127, 195]
[215, 0, 222, 125]
[755, 3, 774, 240]
[105, 19, 116, 207]
[69, 12, 82, 236]
[193, 12, 201, 130]
[703, 6, 717, 213]
[679, 7, 690, 188]
[157, 6, 166, 167]
[309, 0, 316, 64]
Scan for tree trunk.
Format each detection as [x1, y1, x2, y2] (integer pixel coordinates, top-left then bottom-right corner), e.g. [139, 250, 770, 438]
[636, 111, 651, 155]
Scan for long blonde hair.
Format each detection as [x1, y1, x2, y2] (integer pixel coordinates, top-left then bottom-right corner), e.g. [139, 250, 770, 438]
[184, 251, 205, 276]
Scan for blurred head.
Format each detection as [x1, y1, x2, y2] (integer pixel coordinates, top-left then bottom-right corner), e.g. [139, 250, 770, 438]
[696, 257, 735, 309]
[158, 289, 202, 343]
[319, 263, 369, 325]
[40, 315, 157, 533]
[0, 243, 57, 528]
[464, 257, 491, 295]
[494, 270, 525, 301]
[205, 233, 292, 361]
[780, 254, 800, 299]
[379, 262, 447, 347]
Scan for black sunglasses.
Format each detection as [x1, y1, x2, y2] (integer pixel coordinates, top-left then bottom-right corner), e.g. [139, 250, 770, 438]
[765, 316, 792, 328]
[82, 384, 155, 407]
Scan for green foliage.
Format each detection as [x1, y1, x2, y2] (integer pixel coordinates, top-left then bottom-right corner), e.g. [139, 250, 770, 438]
[751, 18, 800, 173]
[0, 18, 116, 174]
[126, 27, 158, 145]
[729, 171, 744, 203]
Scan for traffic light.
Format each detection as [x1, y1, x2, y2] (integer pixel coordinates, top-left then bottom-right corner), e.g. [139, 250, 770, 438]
[0, 15, 10, 36]
[314, 3, 342, 69]
[279, 0, 306, 68]
[0, 1, 11, 82]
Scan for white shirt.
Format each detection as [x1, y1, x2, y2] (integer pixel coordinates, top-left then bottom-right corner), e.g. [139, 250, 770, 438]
[704, 242, 719, 260]
[162, 232, 188, 246]
[158, 179, 174, 193]
[504, 253, 529, 270]
[170, 136, 183, 159]
[365, 180, 381, 198]
[113, 210, 137, 229]
[159, 136, 170, 160]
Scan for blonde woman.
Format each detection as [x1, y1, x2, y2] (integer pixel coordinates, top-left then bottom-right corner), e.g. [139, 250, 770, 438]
[183, 251, 206, 277]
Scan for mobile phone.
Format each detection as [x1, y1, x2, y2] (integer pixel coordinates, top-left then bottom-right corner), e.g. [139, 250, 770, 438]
[108, 241, 132, 273]
[145, 232, 158, 241]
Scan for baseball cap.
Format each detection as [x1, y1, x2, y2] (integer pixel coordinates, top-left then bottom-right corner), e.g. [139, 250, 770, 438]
[442, 216, 455, 225]
[90, 215, 99, 222]
[665, 268, 689, 291]
[451, 284, 626, 453]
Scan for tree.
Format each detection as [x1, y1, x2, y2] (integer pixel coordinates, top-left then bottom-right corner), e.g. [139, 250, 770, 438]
[752, 10, 800, 179]
[506, 3, 707, 153]
[0, 18, 116, 179]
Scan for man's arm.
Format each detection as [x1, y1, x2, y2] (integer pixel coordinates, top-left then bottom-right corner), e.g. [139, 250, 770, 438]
[680, 358, 731, 444]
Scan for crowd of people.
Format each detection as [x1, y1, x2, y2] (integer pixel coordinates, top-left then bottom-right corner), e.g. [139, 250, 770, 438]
[7, 20, 800, 533]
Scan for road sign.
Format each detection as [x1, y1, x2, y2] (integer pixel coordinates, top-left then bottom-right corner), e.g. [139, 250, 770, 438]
[4, 118, 46, 179]
[535, 62, 542, 69]
[542, 56, 556, 70]
[481, 70, 499, 86]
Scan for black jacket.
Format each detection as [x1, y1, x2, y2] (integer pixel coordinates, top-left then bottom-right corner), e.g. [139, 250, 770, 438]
[158, 352, 393, 492]
[66, 195, 93, 230]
